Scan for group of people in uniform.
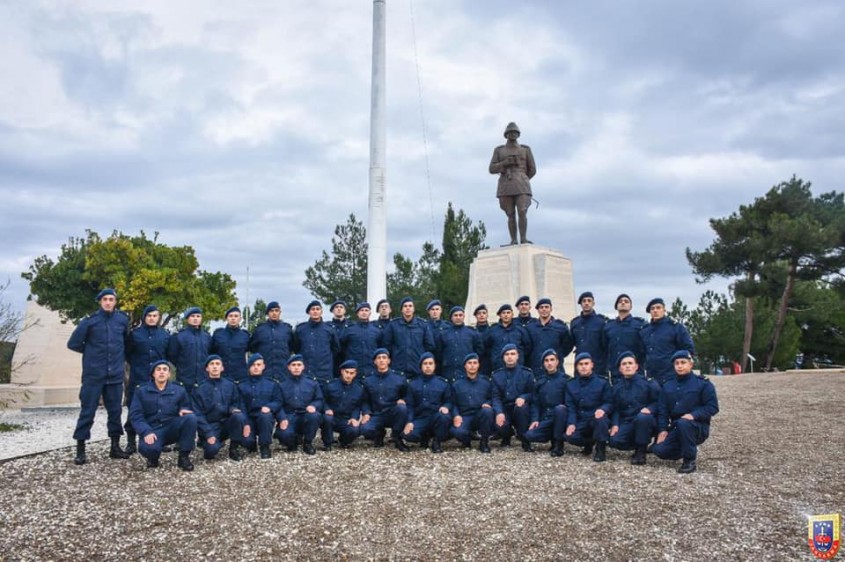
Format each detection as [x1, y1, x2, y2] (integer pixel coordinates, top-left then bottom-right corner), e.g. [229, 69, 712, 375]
[67, 288, 718, 474]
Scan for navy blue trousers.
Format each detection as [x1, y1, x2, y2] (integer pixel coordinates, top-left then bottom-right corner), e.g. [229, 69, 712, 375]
[525, 405, 568, 443]
[496, 402, 531, 439]
[245, 412, 277, 447]
[360, 404, 409, 441]
[200, 413, 249, 459]
[609, 413, 656, 450]
[73, 381, 123, 441]
[321, 414, 361, 446]
[275, 412, 322, 446]
[565, 415, 611, 446]
[404, 412, 450, 443]
[451, 409, 495, 444]
[138, 414, 198, 461]
[652, 418, 710, 461]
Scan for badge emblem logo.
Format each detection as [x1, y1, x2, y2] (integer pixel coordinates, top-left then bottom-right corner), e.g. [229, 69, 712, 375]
[808, 514, 841, 560]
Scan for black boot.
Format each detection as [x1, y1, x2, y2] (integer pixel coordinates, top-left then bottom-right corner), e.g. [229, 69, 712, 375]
[678, 458, 697, 474]
[521, 438, 534, 453]
[630, 445, 647, 466]
[395, 437, 410, 452]
[581, 444, 594, 456]
[593, 442, 607, 462]
[109, 436, 130, 459]
[125, 431, 137, 455]
[303, 442, 316, 455]
[430, 439, 443, 454]
[550, 440, 564, 457]
[228, 443, 243, 462]
[177, 451, 194, 471]
[500, 435, 512, 448]
[260, 444, 272, 460]
[479, 437, 491, 453]
[373, 430, 385, 448]
[146, 456, 160, 468]
[74, 440, 86, 465]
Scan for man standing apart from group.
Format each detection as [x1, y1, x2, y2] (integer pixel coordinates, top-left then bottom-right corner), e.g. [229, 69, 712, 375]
[67, 288, 131, 465]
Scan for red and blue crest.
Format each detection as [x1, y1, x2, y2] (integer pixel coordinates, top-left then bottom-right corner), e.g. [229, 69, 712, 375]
[808, 514, 841, 560]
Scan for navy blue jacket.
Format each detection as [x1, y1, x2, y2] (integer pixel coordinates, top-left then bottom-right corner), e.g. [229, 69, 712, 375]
[603, 315, 647, 374]
[167, 326, 212, 389]
[484, 322, 531, 372]
[531, 370, 568, 422]
[381, 317, 436, 378]
[238, 374, 284, 421]
[323, 378, 365, 419]
[570, 311, 608, 375]
[657, 374, 719, 431]
[294, 320, 340, 382]
[406, 374, 452, 421]
[67, 309, 129, 385]
[362, 370, 408, 415]
[249, 320, 294, 379]
[436, 324, 483, 382]
[451, 376, 493, 418]
[640, 317, 695, 384]
[340, 321, 383, 378]
[125, 324, 170, 388]
[129, 381, 192, 436]
[191, 376, 244, 436]
[565, 374, 612, 425]
[516, 314, 534, 328]
[474, 323, 493, 376]
[211, 326, 250, 382]
[279, 375, 324, 418]
[610, 374, 661, 426]
[491, 365, 535, 414]
[525, 317, 574, 375]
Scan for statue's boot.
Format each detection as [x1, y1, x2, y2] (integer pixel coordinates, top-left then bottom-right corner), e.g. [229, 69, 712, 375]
[507, 215, 518, 245]
[518, 212, 532, 244]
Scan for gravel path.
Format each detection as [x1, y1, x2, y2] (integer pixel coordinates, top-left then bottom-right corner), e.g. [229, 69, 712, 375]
[0, 406, 116, 461]
[0, 371, 843, 561]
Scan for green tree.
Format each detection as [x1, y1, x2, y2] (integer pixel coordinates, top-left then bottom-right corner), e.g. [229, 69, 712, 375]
[302, 214, 368, 307]
[243, 298, 267, 333]
[437, 202, 488, 309]
[22, 230, 238, 326]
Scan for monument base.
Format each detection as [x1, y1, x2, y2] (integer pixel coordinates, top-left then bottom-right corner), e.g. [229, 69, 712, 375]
[465, 244, 577, 372]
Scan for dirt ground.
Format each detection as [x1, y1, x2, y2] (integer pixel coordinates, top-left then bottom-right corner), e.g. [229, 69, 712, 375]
[0, 371, 843, 561]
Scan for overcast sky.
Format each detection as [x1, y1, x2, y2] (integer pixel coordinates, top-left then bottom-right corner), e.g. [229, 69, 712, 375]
[2, 1, 844, 324]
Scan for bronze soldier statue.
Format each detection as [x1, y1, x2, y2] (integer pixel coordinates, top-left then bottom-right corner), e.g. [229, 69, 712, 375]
[489, 122, 536, 245]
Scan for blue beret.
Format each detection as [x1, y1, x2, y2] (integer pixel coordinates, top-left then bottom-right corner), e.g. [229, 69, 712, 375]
[377, 299, 390, 308]
[204, 354, 222, 367]
[449, 306, 464, 317]
[400, 296, 414, 307]
[149, 359, 170, 376]
[426, 299, 442, 310]
[671, 350, 693, 362]
[575, 352, 593, 364]
[535, 297, 552, 309]
[616, 351, 636, 367]
[95, 288, 116, 301]
[463, 352, 479, 365]
[339, 359, 358, 370]
[515, 295, 530, 306]
[266, 301, 280, 311]
[330, 300, 346, 312]
[577, 291, 594, 304]
[473, 304, 487, 315]
[305, 300, 322, 313]
[142, 305, 159, 318]
[497, 303, 513, 315]
[372, 347, 390, 360]
[419, 352, 435, 367]
[356, 302, 371, 312]
[614, 294, 631, 309]
[247, 353, 264, 368]
[225, 306, 241, 317]
[501, 343, 518, 356]
[287, 354, 304, 365]
[541, 348, 559, 361]
[646, 298, 665, 312]
[183, 306, 202, 319]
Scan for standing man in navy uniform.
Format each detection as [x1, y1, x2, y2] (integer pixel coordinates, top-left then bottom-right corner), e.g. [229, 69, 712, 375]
[608, 351, 661, 465]
[375, 299, 392, 330]
[129, 360, 197, 471]
[484, 304, 531, 373]
[403, 353, 452, 453]
[382, 297, 435, 379]
[249, 301, 294, 380]
[294, 300, 340, 389]
[525, 298, 574, 377]
[640, 298, 695, 385]
[211, 306, 250, 383]
[565, 352, 612, 462]
[167, 306, 212, 397]
[360, 348, 410, 451]
[603, 294, 646, 382]
[653, 350, 719, 473]
[67, 288, 131, 465]
[124, 304, 170, 455]
[515, 296, 534, 327]
[276, 354, 324, 455]
[491, 343, 535, 451]
[570, 292, 608, 379]
[437, 306, 483, 383]
[524, 349, 569, 457]
[322, 359, 365, 450]
[340, 302, 382, 379]
[192, 355, 249, 462]
[451, 353, 494, 453]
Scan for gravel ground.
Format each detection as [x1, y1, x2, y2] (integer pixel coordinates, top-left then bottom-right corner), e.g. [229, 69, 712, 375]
[0, 371, 843, 561]
[0, 406, 116, 461]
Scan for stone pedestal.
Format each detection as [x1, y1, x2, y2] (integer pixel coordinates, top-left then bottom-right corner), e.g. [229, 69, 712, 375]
[465, 244, 576, 372]
[0, 300, 82, 408]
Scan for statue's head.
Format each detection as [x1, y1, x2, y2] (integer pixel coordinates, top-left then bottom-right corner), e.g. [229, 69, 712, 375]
[504, 122, 521, 138]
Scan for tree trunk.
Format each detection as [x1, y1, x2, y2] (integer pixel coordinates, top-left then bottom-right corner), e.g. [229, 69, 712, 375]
[741, 293, 754, 373]
[765, 261, 797, 370]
